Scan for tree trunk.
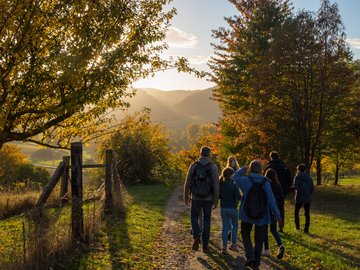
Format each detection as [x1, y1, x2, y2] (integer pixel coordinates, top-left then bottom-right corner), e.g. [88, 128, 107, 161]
[316, 158, 322, 185]
[334, 154, 340, 185]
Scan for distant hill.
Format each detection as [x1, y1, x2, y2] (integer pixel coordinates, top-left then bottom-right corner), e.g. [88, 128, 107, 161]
[118, 88, 222, 129]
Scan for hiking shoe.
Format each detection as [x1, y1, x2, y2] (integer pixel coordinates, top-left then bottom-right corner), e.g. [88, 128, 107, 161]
[203, 245, 210, 253]
[277, 245, 285, 260]
[261, 249, 270, 256]
[192, 237, 201, 251]
[229, 243, 239, 252]
[221, 246, 227, 255]
[245, 260, 256, 269]
[304, 229, 309, 234]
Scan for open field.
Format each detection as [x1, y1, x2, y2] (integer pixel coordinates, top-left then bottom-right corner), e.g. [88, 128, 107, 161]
[0, 178, 359, 269]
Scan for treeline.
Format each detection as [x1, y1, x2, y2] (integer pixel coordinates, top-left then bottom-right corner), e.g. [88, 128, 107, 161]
[208, 0, 359, 183]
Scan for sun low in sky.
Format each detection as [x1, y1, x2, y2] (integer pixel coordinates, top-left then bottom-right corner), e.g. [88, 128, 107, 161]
[133, 0, 360, 91]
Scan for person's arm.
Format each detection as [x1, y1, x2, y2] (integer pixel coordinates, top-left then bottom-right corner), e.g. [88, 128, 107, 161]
[211, 164, 220, 208]
[233, 167, 246, 186]
[265, 181, 281, 219]
[286, 167, 293, 193]
[184, 163, 194, 206]
[310, 175, 314, 194]
[235, 185, 241, 202]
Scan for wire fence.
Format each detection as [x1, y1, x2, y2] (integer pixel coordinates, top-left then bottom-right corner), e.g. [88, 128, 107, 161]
[0, 144, 119, 270]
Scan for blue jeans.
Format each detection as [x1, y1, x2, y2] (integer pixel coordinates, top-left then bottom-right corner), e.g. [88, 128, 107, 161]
[191, 200, 213, 247]
[264, 215, 283, 250]
[220, 207, 238, 246]
[241, 221, 267, 266]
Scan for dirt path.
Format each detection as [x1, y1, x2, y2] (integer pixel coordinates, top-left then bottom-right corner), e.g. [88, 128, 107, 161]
[151, 186, 276, 270]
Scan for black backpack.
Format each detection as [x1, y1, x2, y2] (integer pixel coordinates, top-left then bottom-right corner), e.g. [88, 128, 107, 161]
[191, 161, 213, 197]
[244, 176, 267, 219]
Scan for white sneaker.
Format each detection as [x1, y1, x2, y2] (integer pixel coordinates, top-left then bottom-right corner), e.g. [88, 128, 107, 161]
[262, 249, 270, 256]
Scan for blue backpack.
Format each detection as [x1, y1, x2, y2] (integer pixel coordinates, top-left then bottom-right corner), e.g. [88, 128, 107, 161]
[244, 176, 267, 219]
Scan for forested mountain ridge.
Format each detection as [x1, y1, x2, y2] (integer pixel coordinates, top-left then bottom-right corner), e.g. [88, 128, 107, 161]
[118, 88, 221, 129]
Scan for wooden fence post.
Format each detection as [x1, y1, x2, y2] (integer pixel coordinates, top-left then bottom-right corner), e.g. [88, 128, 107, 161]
[105, 149, 113, 214]
[71, 142, 84, 243]
[35, 161, 65, 207]
[60, 156, 70, 205]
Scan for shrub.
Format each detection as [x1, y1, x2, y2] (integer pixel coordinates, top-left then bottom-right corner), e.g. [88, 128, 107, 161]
[0, 145, 50, 189]
[104, 111, 182, 186]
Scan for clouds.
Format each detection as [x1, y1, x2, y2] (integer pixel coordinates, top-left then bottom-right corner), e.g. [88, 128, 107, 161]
[165, 27, 198, 48]
[347, 38, 360, 49]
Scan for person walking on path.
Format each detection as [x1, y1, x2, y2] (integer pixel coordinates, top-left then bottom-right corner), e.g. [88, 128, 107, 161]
[294, 164, 314, 234]
[219, 167, 241, 255]
[227, 156, 240, 171]
[262, 169, 285, 259]
[264, 151, 292, 232]
[184, 146, 219, 253]
[234, 160, 282, 269]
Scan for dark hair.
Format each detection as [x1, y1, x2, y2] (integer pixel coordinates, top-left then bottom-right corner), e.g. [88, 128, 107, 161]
[297, 164, 306, 172]
[249, 160, 262, 173]
[265, 168, 280, 185]
[219, 167, 235, 182]
[269, 151, 280, 160]
[200, 146, 211, 157]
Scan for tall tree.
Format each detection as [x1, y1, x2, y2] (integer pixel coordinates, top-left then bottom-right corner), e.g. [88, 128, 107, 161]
[0, 0, 191, 149]
[209, 0, 291, 159]
[211, 0, 357, 174]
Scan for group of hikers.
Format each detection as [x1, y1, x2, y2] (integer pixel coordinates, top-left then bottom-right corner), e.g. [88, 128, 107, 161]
[183, 146, 314, 269]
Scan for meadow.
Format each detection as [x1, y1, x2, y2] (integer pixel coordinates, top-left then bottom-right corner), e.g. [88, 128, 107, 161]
[0, 178, 359, 269]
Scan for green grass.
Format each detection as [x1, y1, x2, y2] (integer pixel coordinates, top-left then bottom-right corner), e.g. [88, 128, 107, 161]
[325, 175, 360, 186]
[266, 182, 360, 269]
[67, 184, 175, 270]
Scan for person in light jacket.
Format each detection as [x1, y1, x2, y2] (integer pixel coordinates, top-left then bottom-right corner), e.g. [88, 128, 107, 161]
[234, 160, 282, 269]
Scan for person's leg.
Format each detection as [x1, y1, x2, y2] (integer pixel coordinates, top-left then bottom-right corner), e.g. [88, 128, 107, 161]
[190, 200, 202, 250]
[241, 221, 255, 263]
[254, 224, 267, 267]
[202, 200, 213, 249]
[263, 225, 269, 253]
[221, 208, 231, 248]
[199, 208, 204, 234]
[294, 202, 302, 230]
[270, 215, 282, 246]
[304, 203, 311, 233]
[230, 208, 239, 245]
[279, 204, 285, 232]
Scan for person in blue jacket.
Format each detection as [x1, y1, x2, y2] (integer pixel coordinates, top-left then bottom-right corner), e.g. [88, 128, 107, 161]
[294, 164, 314, 233]
[234, 160, 282, 269]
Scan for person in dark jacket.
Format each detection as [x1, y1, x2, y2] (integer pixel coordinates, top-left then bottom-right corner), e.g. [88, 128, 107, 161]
[262, 169, 285, 259]
[219, 167, 241, 254]
[294, 164, 314, 233]
[184, 146, 219, 253]
[264, 151, 292, 231]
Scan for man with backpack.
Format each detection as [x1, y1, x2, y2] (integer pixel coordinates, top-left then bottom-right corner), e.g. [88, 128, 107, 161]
[184, 146, 219, 253]
[234, 160, 281, 269]
[264, 151, 292, 232]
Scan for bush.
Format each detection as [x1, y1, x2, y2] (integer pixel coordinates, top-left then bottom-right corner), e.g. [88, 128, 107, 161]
[104, 111, 182, 186]
[0, 145, 50, 189]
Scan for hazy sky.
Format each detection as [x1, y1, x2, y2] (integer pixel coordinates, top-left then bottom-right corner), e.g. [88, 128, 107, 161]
[133, 0, 360, 91]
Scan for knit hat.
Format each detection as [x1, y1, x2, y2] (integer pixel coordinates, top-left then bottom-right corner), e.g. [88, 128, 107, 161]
[200, 146, 211, 157]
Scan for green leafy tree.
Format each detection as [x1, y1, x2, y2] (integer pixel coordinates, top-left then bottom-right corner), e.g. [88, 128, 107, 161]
[0, 0, 194, 150]
[209, 0, 291, 159]
[210, 0, 357, 176]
